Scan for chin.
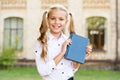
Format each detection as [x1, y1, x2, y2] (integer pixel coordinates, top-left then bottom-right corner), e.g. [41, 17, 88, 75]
[54, 31, 61, 34]
[52, 31, 61, 34]
[52, 29, 61, 33]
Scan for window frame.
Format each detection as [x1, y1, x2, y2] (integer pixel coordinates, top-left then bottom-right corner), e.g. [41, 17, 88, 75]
[4, 17, 23, 50]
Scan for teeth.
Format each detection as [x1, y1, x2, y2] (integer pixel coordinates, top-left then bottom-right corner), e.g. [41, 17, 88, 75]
[54, 24, 60, 26]
[58, 24, 60, 26]
[54, 25, 60, 28]
[55, 27, 59, 29]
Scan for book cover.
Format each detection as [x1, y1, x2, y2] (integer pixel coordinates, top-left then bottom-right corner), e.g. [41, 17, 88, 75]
[64, 33, 89, 64]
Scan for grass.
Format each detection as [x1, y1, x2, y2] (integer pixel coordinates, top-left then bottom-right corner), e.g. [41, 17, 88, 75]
[0, 67, 120, 80]
[0, 67, 41, 80]
[75, 68, 120, 80]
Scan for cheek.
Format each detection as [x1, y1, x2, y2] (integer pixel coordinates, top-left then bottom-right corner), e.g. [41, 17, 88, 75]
[47, 19, 53, 25]
[62, 21, 67, 26]
[48, 20, 52, 25]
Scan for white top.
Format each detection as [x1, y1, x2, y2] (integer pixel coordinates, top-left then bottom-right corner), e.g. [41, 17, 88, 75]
[34, 32, 78, 80]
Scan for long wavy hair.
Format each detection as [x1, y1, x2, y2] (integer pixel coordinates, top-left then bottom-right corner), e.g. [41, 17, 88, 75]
[37, 5, 76, 61]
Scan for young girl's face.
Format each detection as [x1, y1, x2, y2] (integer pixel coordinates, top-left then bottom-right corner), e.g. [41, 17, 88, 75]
[48, 9, 68, 35]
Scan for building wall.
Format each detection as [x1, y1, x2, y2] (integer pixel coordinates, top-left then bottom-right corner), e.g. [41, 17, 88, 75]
[118, 0, 120, 60]
[82, 0, 114, 60]
[0, 0, 120, 61]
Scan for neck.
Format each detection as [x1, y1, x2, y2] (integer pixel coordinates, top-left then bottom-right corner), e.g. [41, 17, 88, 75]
[50, 31, 61, 39]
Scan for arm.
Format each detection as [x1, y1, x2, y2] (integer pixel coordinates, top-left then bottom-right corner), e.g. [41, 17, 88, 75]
[54, 39, 71, 65]
[35, 53, 56, 76]
[35, 39, 71, 76]
[72, 62, 80, 69]
[34, 41, 56, 76]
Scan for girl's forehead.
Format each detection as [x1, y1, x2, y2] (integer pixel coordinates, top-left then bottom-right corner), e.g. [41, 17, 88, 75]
[52, 8, 65, 12]
[51, 7, 67, 10]
[48, 8, 67, 16]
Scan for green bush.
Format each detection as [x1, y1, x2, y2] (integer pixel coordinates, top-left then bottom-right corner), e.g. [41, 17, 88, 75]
[0, 47, 17, 69]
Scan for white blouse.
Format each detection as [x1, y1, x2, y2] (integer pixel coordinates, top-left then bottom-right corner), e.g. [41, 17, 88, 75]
[34, 33, 78, 80]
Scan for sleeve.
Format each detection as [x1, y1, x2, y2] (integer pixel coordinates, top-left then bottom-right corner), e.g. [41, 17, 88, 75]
[34, 41, 57, 76]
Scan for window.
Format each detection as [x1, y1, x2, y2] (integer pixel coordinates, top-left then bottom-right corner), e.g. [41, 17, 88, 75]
[88, 29, 104, 50]
[4, 17, 23, 50]
[87, 16, 106, 51]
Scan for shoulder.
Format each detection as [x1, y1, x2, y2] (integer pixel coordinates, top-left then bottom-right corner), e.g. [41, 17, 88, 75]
[35, 40, 42, 47]
[62, 33, 68, 40]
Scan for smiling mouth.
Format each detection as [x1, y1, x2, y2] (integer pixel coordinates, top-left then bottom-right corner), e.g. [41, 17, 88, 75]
[53, 25, 61, 29]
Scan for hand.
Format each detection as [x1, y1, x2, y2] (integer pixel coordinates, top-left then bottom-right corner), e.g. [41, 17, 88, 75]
[86, 45, 92, 57]
[72, 61, 80, 69]
[54, 39, 72, 65]
[61, 38, 72, 55]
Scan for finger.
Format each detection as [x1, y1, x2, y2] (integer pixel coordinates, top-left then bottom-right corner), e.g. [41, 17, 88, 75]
[66, 39, 72, 45]
[87, 46, 93, 51]
[89, 46, 92, 50]
[70, 39, 72, 44]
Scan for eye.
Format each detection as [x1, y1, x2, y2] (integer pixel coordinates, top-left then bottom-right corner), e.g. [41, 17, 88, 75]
[50, 17, 55, 20]
[59, 18, 64, 21]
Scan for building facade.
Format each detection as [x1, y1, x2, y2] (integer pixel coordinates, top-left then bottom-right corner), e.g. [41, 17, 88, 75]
[0, 0, 120, 62]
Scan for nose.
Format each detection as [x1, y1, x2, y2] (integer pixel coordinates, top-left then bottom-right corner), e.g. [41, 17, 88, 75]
[55, 19, 60, 24]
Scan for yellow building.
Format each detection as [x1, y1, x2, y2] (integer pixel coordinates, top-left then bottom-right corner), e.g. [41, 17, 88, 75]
[0, 0, 120, 63]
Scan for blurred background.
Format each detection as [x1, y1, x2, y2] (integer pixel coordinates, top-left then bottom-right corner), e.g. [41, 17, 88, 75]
[0, 0, 120, 80]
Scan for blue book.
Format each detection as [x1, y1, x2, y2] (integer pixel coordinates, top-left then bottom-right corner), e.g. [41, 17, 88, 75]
[64, 33, 89, 64]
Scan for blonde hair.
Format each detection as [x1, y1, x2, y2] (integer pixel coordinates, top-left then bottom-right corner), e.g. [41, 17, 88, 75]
[37, 4, 76, 61]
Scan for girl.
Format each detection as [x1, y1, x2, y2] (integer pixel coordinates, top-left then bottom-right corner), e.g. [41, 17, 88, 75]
[34, 4, 92, 80]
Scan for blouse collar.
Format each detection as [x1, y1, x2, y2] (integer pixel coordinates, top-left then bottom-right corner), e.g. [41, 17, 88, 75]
[48, 32, 67, 41]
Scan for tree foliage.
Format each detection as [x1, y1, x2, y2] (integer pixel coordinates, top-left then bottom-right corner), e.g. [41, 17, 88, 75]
[0, 47, 17, 69]
[87, 16, 106, 29]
